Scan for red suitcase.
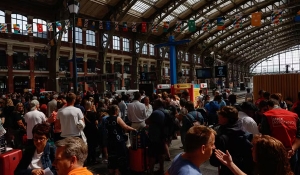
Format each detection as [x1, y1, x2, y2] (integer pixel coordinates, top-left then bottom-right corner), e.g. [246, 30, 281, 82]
[129, 147, 148, 172]
[0, 149, 22, 175]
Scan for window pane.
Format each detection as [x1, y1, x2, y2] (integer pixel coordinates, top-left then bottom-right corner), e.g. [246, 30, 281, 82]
[0, 10, 5, 23]
[11, 14, 27, 35]
[86, 30, 95, 46]
[13, 52, 29, 70]
[33, 19, 47, 38]
[123, 38, 129, 52]
[113, 36, 120, 50]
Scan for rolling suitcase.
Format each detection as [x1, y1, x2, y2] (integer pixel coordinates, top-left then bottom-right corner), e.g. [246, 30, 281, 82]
[0, 149, 22, 175]
[129, 147, 149, 172]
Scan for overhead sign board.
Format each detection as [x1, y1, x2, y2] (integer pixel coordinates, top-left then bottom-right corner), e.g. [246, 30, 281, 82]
[215, 66, 227, 77]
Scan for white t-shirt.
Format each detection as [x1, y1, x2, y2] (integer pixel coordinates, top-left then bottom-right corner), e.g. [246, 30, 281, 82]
[238, 111, 260, 135]
[28, 150, 43, 169]
[57, 106, 84, 137]
[24, 110, 47, 139]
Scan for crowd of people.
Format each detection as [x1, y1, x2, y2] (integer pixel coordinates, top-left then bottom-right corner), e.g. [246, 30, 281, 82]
[0, 88, 300, 175]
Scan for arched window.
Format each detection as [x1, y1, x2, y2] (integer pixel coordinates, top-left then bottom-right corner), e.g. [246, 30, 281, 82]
[86, 30, 95, 46]
[149, 44, 154, 56]
[113, 36, 120, 50]
[74, 27, 82, 44]
[142, 43, 147, 55]
[0, 10, 5, 23]
[123, 38, 129, 52]
[33, 19, 47, 38]
[11, 14, 27, 35]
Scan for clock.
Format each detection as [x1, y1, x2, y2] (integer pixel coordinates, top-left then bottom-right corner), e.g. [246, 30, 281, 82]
[204, 56, 214, 67]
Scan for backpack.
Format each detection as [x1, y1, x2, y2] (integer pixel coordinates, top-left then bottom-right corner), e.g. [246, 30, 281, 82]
[221, 132, 254, 175]
[185, 112, 201, 131]
[160, 109, 180, 139]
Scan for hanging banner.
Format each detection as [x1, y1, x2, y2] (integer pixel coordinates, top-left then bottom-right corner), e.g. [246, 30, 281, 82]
[188, 20, 196, 32]
[115, 22, 119, 31]
[251, 12, 262, 26]
[77, 18, 82, 27]
[84, 19, 89, 28]
[163, 21, 169, 32]
[106, 21, 111, 30]
[65, 20, 71, 28]
[132, 22, 137, 32]
[123, 22, 128, 32]
[202, 19, 211, 31]
[217, 17, 225, 30]
[0, 23, 7, 33]
[37, 23, 43, 33]
[13, 24, 20, 34]
[47, 23, 53, 31]
[56, 22, 62, 31]
[296, 11, 300, 22]
[91, 21, 96, 30]
[99, 21, 103, 29]
[272, 9, 282, 24]
[141, 22, 147, 33]
[151, 23, 158, 33]
[26, 24, 32, 33]
[233, 14, 243, 28]
[175, 21, 182, 32]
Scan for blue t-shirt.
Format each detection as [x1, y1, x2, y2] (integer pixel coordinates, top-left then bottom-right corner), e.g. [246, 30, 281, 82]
[168, 153, 202, 175]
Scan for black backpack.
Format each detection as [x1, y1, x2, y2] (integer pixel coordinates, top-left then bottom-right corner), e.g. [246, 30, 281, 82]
[160, 109, 180, 139]
[221, 132, 254, 175]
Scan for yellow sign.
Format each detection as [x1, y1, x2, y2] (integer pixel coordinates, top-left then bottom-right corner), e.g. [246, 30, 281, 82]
[174, 83, 191, 89]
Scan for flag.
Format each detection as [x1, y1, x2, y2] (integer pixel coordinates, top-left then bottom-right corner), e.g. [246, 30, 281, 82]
[91, 21, 96, 30]
[151, 23, 158, 33]
[26, 24, 32, 33]
[65, 20, 71, 28]
[0, 23, 7, 33]
[115, 22, 119, 31]
[56, 22, 62, 31]
[295, 11, 300, 22]
[233, 14, 243, 28]
[99, 21, 103, 29]
[272, 9, 282, 24]
[13, 24, 20, 34]
[77, 18, 82, 27]
[188, 20, 196, 32]
[141, 22, 147, 33]
[123, 22, 128, 32]
[163, 21, 169, 32]
[217, 17, 225, 30]
[251, 12, 262, 26]
[37, 23, 43, 33]
[202, 19, 211, 31]
[106, 21, 111, 30]
[175, 21, 182, 32]
[132, 22, 136, 32]
[84, 19, 88, 28]
[47, 23, 53, 31]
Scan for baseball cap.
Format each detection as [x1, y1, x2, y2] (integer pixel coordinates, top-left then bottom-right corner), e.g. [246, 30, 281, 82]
[30, 100, 39, 111]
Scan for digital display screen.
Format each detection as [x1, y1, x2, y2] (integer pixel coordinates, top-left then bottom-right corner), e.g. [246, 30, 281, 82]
[196, 68, 212, 79]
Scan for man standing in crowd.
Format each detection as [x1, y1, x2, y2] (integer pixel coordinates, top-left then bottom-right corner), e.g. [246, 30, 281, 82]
[238, 102, 259, 135]
[47, 94, 58, 117]
[24, 99, 47, 145]
[167, 125, 216, 175]
[53, 137, 93, 175]
[260, 98, 300, 173]
[146, 99, 166, 175]
[57, 93, 85, 138]
[127, 92, 147, 130]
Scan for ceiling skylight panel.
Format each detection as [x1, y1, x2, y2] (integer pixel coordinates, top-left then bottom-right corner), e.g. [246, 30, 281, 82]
[131, 1, 151, 13]
[187, 0, 199, 5]
[219, 1, 232, 8]
[206, 8, 218, 16]
[173, 4, 188, 15]
[144, 0, 158, 5]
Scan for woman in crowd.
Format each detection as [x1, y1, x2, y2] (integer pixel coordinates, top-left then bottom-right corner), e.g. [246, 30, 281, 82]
[47, 100, 65, 142]
[105, 105, 136, 175]
[84, 101, 99, 165]
[10, 102, 26, 148]
[15, 123, 56, 175]
[144, 96, 153, 118]
[215, 135, 294, 175]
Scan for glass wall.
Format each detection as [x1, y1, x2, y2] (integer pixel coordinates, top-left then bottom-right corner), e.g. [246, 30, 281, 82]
[251, 45, 300, 74]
